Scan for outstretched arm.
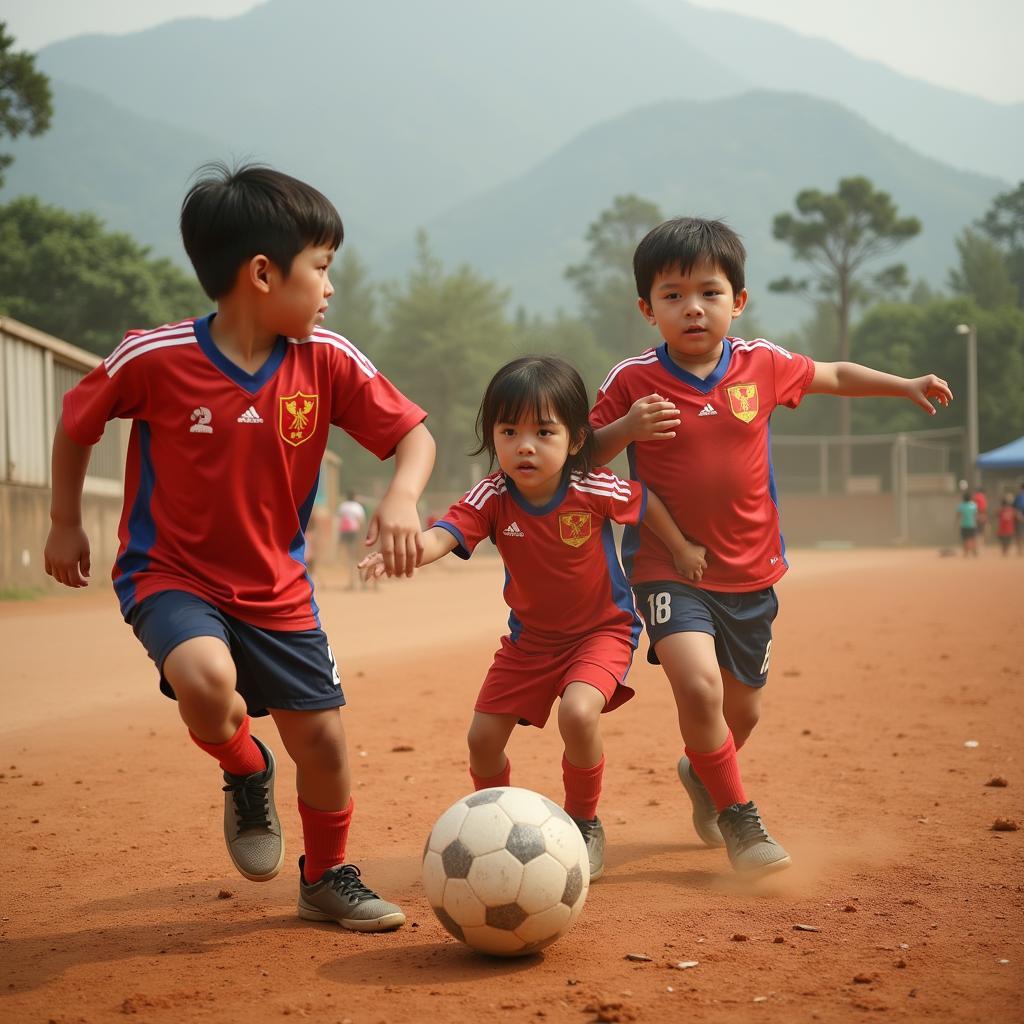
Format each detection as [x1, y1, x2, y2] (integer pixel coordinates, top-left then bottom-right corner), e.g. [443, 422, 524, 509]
[807, 362, 952, 415]
[359, 525, 459, 582]
[43, 420, 93, 588]
[365, 423, 436, 578]
[641, 489, 708, 582]
[593, 393, 680, 464]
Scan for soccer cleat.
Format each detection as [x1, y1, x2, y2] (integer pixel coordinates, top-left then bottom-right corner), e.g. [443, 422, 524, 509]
[717, 800, 791, 875]
[571, 815, 606, 881]
[297, 857, 406, 932]
[221, 736, 285, 882]
[677, 756, 725, 847]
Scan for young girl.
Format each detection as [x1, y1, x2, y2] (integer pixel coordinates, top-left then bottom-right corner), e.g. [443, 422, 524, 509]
[361, 356, 706, 879]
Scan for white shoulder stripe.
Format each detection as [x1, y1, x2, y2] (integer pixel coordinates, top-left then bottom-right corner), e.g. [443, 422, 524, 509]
[304, 329, 378, 377]
[464, 480, 505, 510]
[731, 338, 793, 359]
[107, 336, 198, 376]
[464, 473, 504, 506]
[578, 468, 632, 491]
[599, 349, 659, 392]
[104, 321, 194, 370]
[571, 478, 633, 500]
[570, 481, 632, 502]
[573, 474, 632, 496]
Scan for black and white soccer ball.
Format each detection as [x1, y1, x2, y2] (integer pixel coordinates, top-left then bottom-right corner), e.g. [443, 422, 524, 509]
[422, 786, 590, 956]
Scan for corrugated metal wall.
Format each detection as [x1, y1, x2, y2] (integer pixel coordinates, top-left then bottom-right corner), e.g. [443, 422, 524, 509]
[0, 318, 124, 489]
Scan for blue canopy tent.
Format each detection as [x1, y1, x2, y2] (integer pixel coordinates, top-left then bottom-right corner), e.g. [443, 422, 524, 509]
[977, 435, 1024, 470]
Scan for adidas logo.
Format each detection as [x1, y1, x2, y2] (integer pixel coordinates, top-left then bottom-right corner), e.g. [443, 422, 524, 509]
[237, 406, 263, 424]
[697, 403, 717, 417]
[502, 521, 525, 538]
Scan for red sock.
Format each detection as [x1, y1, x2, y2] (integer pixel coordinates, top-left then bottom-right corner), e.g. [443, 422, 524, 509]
[562, 754, 604, 820]
[298, 796, 353, 884]
[470, 757, 511, 791]
[189, 716, 265, 777]
[685, 731, 746, 812]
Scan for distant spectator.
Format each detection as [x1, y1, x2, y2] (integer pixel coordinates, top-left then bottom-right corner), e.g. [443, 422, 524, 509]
[305, 485, 331, 579]
[337, 492, 368, 590]
[972, 486, 988, 546]
[1014, 483, 1024, 556]
[996, 494, 1017, 557]
[956, 491, 979, 558]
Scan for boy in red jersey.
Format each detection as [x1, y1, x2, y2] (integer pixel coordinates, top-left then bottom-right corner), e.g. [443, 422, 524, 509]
[43, 163, 435, 930]
[591, 217, 952, 875]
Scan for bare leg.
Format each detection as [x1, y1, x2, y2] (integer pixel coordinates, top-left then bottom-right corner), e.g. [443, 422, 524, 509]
[163, 635, 246, 743]
[721, 668, 763, 750]
[271, 706, 350, 810]
[557, 681, 607, 767]
[466, 711, 519, 780]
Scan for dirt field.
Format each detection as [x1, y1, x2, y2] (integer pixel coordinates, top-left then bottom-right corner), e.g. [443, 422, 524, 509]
[1, 548, 1021, 1024]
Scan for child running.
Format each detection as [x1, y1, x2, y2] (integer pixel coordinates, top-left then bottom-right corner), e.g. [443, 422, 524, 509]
[590, 217, 952, 875]
[43, 163, 435, 930]
[360, 356, 706, 879]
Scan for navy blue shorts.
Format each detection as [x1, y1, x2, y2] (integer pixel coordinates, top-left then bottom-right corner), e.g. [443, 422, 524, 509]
[127, 590, 345, 718]
[633, 581, 779, 688]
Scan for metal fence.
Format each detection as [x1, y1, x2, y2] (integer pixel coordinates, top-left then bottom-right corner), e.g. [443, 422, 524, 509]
[1, 316, 127, 493]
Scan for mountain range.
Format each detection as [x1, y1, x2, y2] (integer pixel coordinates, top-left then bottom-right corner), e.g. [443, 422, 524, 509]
[1, 0, 1012, 328]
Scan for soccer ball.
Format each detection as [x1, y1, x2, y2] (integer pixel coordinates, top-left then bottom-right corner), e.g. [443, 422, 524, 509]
[422, 786, 590, 956]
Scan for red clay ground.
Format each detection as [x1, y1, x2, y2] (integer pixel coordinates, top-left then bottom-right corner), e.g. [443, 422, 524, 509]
[1, 548, 1021, 1024]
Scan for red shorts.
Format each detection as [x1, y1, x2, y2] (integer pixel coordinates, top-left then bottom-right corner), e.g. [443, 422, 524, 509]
[475, 632, 636, 728]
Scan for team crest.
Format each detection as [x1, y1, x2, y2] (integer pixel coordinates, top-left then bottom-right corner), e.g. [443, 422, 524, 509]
[559, 512, 592, 548]
[726, 383, 759, 423]
[279, 391, 319, 447]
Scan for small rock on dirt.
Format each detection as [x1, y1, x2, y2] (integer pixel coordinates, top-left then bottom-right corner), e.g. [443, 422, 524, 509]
[624, 953, 652, 962]
[991, 817, 1019, 832]
[985, 776, 1009, 787]
[793, 924, 820, 932]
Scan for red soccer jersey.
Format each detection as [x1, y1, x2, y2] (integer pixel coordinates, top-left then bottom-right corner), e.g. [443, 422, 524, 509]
[63, 315, 426, 629]
[436, 468, 646, 646]
[591, 338, 815, 592]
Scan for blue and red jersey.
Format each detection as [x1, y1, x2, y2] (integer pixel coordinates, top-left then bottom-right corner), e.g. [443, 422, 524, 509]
[63, 314, 425, 629]
[590, 338, 815, 592]
[436, 468, 646, 646]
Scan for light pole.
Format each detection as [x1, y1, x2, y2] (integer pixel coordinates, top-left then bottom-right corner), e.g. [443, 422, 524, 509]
[956, 323, 978, 485]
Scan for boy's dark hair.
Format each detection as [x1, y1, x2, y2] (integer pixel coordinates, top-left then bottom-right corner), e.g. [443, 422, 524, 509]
[633, 217, 746, 301]
[180, 162, 344, 299]
[471, 356, 596, 476]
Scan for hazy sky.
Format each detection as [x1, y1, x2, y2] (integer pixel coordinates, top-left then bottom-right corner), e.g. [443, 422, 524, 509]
[2, 0, 1022, 104]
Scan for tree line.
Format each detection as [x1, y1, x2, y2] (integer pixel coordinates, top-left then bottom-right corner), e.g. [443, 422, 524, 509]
[2, 23, 1022, 491]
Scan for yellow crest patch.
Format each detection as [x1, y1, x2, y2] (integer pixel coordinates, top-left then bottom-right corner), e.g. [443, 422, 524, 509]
[279, 391, 319, 447]
[726, 383, 759, 423]
[559, 511, 592, 548]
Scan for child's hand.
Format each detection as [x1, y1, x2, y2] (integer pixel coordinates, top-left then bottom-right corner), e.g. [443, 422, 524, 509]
[357, 551, 388, 582]
[625, 393, 681, 442]
[906, 374, 953, 415]
[43, 523, 91, 588]
[365, 494, 423, 577]
[672, 540, 707, 583]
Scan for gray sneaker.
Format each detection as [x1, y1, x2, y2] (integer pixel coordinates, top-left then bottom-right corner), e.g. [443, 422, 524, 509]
[571, 815, 606, 881]
[677, 756, 725, 847]
[717, 800, 791, 875]
[221, 736, 285, 882]
[297, 857, 406, 932]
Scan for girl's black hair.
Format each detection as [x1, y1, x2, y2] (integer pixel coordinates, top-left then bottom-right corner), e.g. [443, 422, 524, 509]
[471, 356, 596, 475]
